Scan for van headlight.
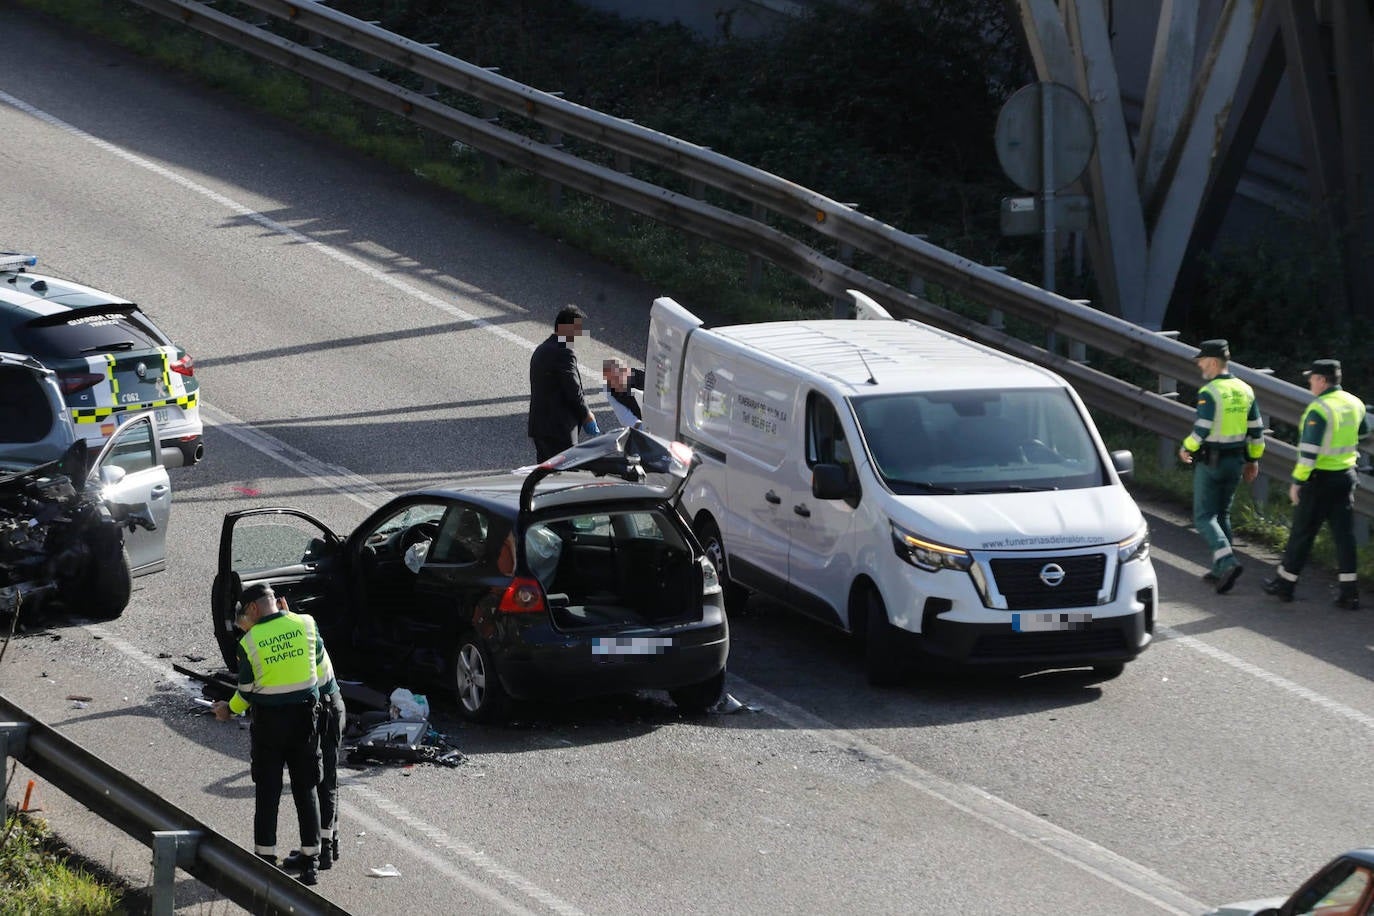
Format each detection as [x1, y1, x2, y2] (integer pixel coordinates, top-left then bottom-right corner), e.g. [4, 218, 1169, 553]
[1117, 522, 1150, 565]
[891, 521, 972, 572]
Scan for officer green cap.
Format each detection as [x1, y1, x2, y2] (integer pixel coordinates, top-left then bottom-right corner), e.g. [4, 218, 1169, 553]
[1197, 339, 1230, 360]
[238, 582, 275, 610]
[1303, 358, 1341, 381]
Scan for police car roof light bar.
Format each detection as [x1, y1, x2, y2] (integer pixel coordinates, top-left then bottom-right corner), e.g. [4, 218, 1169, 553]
[0, 253, 38, 271]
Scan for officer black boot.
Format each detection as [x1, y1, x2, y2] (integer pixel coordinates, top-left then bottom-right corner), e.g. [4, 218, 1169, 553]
[318, 835, 333, 871]
[255, 852, 278, 868]
[332, 832, 340, 864]
[298, 855, 319, 886]
[1334, 584, 1361, 610]
[1262, 575, 1295, 602]
[281, 849, 309, 871]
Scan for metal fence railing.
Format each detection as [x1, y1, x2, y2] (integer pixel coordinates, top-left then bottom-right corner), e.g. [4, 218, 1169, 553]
[119, 0, 1372, 521]
[1, 695, 349, 916]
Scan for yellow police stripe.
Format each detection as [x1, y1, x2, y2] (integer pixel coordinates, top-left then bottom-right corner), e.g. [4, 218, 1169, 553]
[71, 391, 198, 423]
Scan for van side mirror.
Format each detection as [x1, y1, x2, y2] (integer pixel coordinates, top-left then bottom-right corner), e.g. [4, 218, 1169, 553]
[1110, 450, 1134, 479]
[812, 463, 855, 500]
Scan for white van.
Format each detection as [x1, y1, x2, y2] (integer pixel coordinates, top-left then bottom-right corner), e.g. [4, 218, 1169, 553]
[643, 293, 1156, 684]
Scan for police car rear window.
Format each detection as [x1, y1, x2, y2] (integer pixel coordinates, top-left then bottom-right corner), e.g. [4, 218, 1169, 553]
[15, 308, 166, 359]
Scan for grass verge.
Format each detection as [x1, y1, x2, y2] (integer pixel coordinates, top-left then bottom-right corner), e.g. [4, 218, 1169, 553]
[1, 810, 126, 915]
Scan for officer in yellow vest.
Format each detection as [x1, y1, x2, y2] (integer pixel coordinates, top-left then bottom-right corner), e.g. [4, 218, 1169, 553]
[1263, 359, 1371, 608]
[212, 583, 325, 885]
[280, 599, 346, 874]
[1178, 340, 1264, 594]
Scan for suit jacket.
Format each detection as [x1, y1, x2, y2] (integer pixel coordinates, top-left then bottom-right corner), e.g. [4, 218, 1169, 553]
[528, 334, 589, 438]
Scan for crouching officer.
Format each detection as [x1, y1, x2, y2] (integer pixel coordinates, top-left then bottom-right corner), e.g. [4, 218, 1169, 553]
[1263, 359, 1371, 608]
[213, 583, 325, 885]
[1178, 339, 1264, 594]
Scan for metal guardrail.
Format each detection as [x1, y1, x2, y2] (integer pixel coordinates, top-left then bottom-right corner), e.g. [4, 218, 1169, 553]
[0, 695, 349, 916]
[121, 0, 1373, 519]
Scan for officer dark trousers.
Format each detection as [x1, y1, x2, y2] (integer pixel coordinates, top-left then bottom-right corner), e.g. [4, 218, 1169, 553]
[250, 702, 322, 858]
[1280, 468, 1359, 580]
[317, 691, 346, 858]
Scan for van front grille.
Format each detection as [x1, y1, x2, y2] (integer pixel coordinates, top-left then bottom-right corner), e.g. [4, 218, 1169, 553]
[988, 554, 1106, 610]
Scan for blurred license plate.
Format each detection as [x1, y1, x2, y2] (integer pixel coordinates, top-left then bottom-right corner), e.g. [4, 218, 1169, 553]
[1012, 612, 1091, 632]
[592, 636, 673, 656]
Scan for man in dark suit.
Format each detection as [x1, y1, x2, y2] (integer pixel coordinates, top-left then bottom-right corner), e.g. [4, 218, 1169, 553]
[528, 305, 599, 461]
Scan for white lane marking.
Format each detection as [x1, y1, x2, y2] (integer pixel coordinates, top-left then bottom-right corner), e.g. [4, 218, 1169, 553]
[0, 89, 608, 388]
[1160, 626, 1374, 730]
[345, 783, 586, 916]
[1146, 541, 1374, 732]
[731, 679, 1206, 915]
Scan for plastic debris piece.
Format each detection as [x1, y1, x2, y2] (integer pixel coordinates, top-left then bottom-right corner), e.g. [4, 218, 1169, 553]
[184, 654, 206, 663]
[156, 652, 173, 659]
[65, 695, 92, 702]
[70, 701, 88, 709]
[369, 864, 401, 878]
[710, 692, 758, 715]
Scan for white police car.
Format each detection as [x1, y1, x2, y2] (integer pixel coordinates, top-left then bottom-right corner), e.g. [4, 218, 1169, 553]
[0, 254, 202, 467]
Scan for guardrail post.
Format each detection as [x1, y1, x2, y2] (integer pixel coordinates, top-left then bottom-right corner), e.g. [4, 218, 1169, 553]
[687, 175, 707, 262]
[1158, 372, 1179, 471]
[987, 267, 1007, 330]
[614, 151, 632, 234]
[0, 723, 31, 770]
[151, 830, 201, 916]
[748, 203, 765, 291]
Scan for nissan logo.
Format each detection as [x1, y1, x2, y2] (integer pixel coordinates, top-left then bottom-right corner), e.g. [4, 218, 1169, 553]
[1038, 563, 1066, 587]
[135, 361, 148, 380]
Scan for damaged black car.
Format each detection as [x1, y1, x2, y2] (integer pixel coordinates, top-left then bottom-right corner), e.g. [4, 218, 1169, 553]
[0, 352, 172, 619]
[211, 428, 730, 722]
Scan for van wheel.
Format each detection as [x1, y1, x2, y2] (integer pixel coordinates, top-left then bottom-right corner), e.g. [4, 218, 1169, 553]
[453, 631, 508, 723]
[694, 516, 748, 614]
[669, 670, 726, 716]
[864, 589, 905, 687]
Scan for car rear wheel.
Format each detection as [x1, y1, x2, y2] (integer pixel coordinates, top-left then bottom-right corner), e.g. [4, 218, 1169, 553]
[694, 516, 748, 614]
[669, 669, 725, 715]
[453, 631, 507, 723]
[864, 589, 905, 687]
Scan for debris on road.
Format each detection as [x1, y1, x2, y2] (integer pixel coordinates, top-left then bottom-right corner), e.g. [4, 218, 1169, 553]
[711, 692, 760, 715]
[368, 864, 401, 878]
[64, 694, 91, 702]
[348, 719, 466, 769]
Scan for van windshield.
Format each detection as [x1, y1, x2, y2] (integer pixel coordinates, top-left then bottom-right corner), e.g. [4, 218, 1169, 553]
[851, 388, 1107, 494]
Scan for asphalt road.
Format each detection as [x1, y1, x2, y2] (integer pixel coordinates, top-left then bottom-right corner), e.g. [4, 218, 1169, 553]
[2, 11, 1372, 915]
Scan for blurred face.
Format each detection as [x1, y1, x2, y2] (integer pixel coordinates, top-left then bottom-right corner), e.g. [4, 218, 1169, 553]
[1197, 357, 1222, 380]
[1309, 374, 1330, 395]
[556, 319, 584, 341]
[604, 363, 629, 390]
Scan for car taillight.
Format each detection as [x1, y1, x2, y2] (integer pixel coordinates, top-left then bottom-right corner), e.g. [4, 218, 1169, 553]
[498, 577, 547, 613]
[170, 354, 195, 376]
[58, 371, 104, 394]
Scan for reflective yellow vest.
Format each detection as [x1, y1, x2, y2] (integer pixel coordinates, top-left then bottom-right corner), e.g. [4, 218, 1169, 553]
[228, 612, 319, 715]
[1293, 389, 1366, 481]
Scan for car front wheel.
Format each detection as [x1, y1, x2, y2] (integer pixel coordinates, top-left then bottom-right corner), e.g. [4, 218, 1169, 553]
[453, 632, 507, 723]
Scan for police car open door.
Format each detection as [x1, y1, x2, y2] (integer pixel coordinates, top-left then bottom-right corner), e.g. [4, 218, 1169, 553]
[213, 508, 346, 672]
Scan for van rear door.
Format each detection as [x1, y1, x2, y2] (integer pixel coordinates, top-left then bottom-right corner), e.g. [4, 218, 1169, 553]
[643, 297, 703, 439]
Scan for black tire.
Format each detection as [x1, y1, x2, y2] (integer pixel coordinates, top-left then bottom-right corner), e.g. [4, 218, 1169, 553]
[453, 631, 508, 723]
[863, 589, 905, 687]
[694, 515, 748, 614]
[669, 669, 726, 715]
[86, 541, 133, 621]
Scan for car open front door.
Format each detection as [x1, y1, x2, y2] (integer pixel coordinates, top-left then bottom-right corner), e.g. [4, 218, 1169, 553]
[92, 412, 171, 576]
[213, 508, 344, 673]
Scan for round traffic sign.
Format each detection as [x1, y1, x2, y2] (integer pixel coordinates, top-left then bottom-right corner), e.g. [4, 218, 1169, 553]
[994, 82, 1096, 193]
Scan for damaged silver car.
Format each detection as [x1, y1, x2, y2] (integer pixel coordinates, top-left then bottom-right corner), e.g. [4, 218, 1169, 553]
[0, 352, 171, 619]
